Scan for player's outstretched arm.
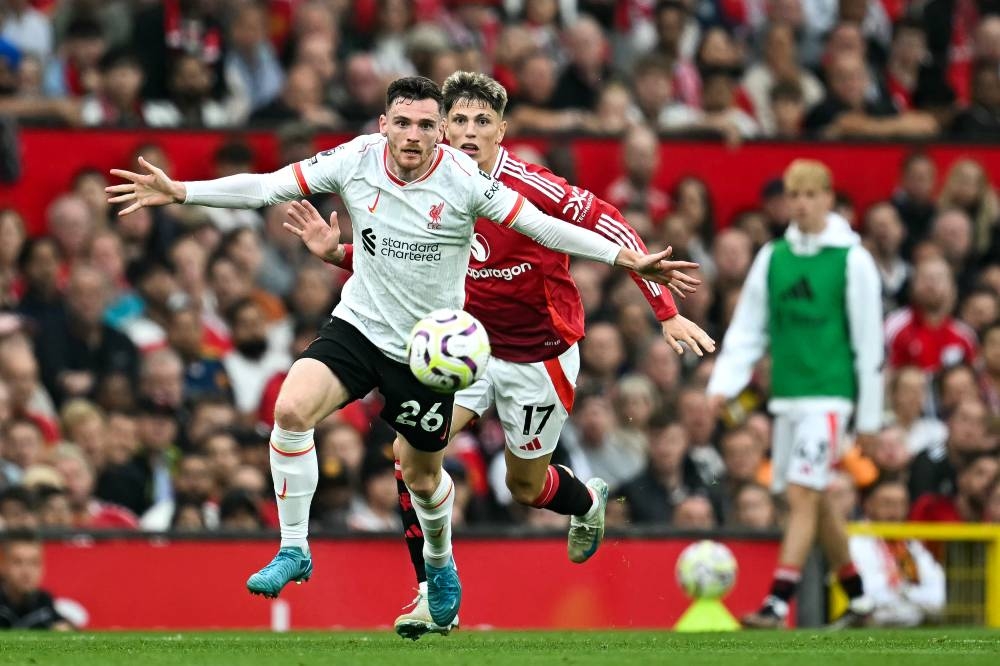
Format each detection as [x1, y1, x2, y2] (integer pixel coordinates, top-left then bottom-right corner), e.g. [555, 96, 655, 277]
[283, 200, 346, 265]
[106, 157, 187, 215]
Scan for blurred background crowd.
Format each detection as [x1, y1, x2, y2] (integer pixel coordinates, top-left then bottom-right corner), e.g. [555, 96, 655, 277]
[0, 0, 997, 541]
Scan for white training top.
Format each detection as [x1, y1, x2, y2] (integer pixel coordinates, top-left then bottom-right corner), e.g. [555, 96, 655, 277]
[184, 133, 621, 361]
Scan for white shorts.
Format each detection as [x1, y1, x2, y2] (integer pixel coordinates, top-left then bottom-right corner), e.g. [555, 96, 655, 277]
[454, 344, 579, 459]
[771, 406, 852, 493]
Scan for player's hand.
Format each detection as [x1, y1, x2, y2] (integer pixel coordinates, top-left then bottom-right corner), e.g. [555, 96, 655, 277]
[622, 246, 700, 288]
[660, 314, 716, 357]
[855, 433, 878, 458]
[106, 157, 186, 216]
[283, 200, 345, 265]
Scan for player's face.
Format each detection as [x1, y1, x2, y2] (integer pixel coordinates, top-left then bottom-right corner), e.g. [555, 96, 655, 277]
[785, 185, 832, 232]
[380, 98, 444, 176]
[446, 100, 506, 169]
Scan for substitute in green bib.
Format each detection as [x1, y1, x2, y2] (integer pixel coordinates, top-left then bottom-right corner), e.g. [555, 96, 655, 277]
[708, 159, 884, 629]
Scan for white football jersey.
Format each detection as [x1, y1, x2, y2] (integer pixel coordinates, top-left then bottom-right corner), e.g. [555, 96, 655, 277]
[288, 134, 524, 361]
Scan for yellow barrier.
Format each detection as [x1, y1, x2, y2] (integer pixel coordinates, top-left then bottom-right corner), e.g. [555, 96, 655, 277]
[836, 522, 1000, 627]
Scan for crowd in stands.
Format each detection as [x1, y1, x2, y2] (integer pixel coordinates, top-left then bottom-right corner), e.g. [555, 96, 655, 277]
[0, 0, 997, 542]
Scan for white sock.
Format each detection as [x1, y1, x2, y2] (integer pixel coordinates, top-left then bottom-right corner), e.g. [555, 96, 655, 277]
[269, 425, 317, 554]
[582, 487, 599, 519]
[408, 471, 454, 568]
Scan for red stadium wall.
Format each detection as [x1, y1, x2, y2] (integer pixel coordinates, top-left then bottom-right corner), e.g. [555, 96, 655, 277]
[5, 129, 1000, 235]
[42, 537, 779, 630]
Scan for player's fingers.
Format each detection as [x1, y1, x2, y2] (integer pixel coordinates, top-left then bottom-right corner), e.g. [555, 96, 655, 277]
[647, 248, 673, 263]
[672, 272, 700, 288]
[105, 183, 136, 194]
[668, 283, 687, 299]
[664, 333, 684, 355]
[328, 211, 339, 226]
[299, 199, 320, 217]
[138, 156, 166, 178]
[119, 201, 142, 216]
[684, 333, 704, 357]
[109, 169, 142, 182]
[696, 330, 717, 353]
[286, 208, 308, 228]
[282, 222, 303, 236]
[665, 261, 701, 273]
[107, 193, 136, 204]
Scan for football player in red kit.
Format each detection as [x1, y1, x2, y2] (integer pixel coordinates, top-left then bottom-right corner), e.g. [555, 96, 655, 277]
[288, 71, 714, 638]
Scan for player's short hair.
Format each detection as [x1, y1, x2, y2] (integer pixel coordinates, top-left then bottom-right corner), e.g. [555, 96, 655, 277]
[442, 71, 508, 116]
[783, 159, 833, 192]
[385, 76, 443, 113]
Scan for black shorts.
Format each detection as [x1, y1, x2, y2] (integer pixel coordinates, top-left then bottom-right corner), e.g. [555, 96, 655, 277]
[299, 317, 453, 452]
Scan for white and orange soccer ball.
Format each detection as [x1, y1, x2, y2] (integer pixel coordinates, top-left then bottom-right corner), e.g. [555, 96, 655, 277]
[675, 540, 738, 599]
[407, 309, 491, 393]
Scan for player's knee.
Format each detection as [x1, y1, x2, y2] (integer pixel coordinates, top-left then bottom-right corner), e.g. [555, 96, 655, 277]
[273, 394, 313, 432]
[401, 467, 440, 498]
[507, 475, 544, 506]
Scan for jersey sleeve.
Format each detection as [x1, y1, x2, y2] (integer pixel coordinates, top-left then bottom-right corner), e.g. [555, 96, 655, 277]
[468, 167, 527, 227]
[502, 161, 678, 320]
[184, 136, 365, 208]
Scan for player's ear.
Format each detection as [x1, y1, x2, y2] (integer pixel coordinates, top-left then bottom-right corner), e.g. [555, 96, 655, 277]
[497, 119, 507, 145]
[378, 114, 388, 136]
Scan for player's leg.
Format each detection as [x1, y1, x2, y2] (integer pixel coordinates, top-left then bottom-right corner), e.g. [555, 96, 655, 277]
[814, 413, 872, 627]
[392, 405, 478, 639]
[248, 320, 375, 598]
[381, 359, 461, 628]
[743, 411, 827, 627]
[495, 345, 607, 563]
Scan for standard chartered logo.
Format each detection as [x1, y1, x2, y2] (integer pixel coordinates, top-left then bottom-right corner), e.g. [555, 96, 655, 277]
[467, 262, 533, 281]
[360, 228, 441, 262]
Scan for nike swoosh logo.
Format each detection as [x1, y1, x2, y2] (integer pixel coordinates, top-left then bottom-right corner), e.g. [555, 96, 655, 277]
[581, 533, 599, 559]
[367, 189, 381, 213]
[277, 478, 287, 500]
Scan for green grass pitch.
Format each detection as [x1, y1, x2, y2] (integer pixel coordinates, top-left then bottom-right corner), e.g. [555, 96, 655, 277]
[1, 629, 997, 665]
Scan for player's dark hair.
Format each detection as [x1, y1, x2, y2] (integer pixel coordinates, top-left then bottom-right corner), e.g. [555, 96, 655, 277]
[0, 528, 41, 554]
[385, 76, 443, 113]
[442, 71, 508, 116]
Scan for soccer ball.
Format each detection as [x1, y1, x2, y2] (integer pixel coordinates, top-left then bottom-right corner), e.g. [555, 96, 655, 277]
[407, 309, 491, 393]
[675, 540, 738, 599]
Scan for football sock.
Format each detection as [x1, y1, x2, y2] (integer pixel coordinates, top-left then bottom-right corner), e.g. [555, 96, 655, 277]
[269, 425, 317, 553]
[837, 562, 865, 600]
[395, 459, 427, 584]
[530, 464, 595, 516]
[768, 565, 802, 606]
[408, 470, 455, 569]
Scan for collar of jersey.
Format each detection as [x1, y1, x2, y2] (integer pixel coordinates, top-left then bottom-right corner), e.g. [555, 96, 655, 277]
[490, 146, 508, 179]
[382, 145, 444, 187]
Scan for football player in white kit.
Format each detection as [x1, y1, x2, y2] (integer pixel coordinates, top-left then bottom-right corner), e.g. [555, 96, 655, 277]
[107, 77, 685, 629]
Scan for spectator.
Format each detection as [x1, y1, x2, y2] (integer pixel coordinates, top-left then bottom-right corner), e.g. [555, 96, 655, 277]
[604, 124, 670, 224]
[144, 53, 232, 128]
[224, 2, 283, 114]
[886, 257, 977, 372]
[805, 52, 936, 139]
[202, 430, 241, 493]
[678, 388, 724, 484]
[551, 15, 612, 111]
[731, 482, 778, 529]
[59, 399, 107, 472]
[910, 452, 1000, 522]
[980, 322, 1000, 418]
[51, 443, 138, 529]
[662, 68, 760, 143]
[336, 53, 385, 127]
[650, 0, 699, 105]
[958, 287, 1000, 339]
[768, 80, 807, 138]
[165, 302, 231, 404]
[908, 398, 994, 501]
[36, 486, 73, 529]
[870, 424, 914, 481]
[883, 19, 931, 113]
[862, 201, 909, 313]
[0, 342, 59, 442]
[951, 61, 1000, 141]
[743, 23, 824, 135]
[0, 533, 72, 630]
[249, 63, 340, 129]
[850, 479, 945, 626]
[0, 487, 35, 529]
[506, 50, 592, 133]
[578, 322, 625, 391]
[80, 48, 146, 127]
[563, 390, 646, 489]
[711, 228, 753, 295]
[347, 446, 400, 532]
[46, 194, 94, 267]
[616, 422, 707, 524]
[221, 298, 292, 425]
[140, 453, 218, 531]
[931, 209, 980, 294]
[937, 158, 1000, 259]
[891, 152, 938, 259]
[217, 488, 263, 531]
[43, 17, 105, 98]
[672, 494, 717, 529]
[938, 363, 982, 417]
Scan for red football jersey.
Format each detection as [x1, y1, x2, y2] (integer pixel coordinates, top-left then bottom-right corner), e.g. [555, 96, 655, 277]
[341, 146, 677, 363]
[885, 307, 978, 372]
